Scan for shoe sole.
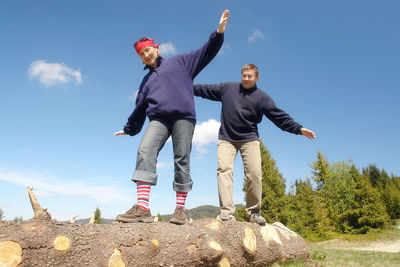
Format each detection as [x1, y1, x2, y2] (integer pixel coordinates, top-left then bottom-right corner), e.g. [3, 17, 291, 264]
[169, 218, 186, 225]
[116, 215, 153, 223]
[217, 215, 236, 221]
[250, 220, 266, 225]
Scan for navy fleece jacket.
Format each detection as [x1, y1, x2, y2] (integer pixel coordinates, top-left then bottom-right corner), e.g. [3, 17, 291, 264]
[193, 82, 303, 142]
[123, 31, 224, 136]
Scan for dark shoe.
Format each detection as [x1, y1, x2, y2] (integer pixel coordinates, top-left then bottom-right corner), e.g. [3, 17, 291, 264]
[169, 206, 186, 225]
[249, 211, 266, 225]
[116, 205, 153, 223]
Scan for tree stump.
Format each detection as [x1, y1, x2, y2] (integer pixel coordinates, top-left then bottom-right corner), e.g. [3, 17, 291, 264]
[0, 218, 309, 266]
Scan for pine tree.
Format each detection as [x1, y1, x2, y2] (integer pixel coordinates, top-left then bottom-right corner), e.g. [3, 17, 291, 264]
[280, 179, 324, 238]
[235, 206, 249, 222]
[309, 151, 333, 233]
[363, 165, 400, 220]
[13, 216, 23, 223]
[392, 176, 400, 191]
[310, 151, 330, 190]
[94, 207, 103, 224]
[322, 160, 355, 231]
[259, 140, 287, 223]
[363, 164, 386, 188]
[0, 208, 4, 220]
[342, 165, 390, 231]
[381, 181, 400, 219]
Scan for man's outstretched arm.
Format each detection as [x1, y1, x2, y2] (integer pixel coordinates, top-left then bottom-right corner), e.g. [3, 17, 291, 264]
[193, 83, 223, 101]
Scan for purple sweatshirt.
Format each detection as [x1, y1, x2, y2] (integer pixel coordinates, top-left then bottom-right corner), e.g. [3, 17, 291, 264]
[123, 31, 224, 136]
[193, 82, 303, 142]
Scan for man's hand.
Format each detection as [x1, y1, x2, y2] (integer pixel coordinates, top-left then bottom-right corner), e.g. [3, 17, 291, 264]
[114, 130, 127, 136]
[217, 9, 230, 33]
[301, 128, 316, 140]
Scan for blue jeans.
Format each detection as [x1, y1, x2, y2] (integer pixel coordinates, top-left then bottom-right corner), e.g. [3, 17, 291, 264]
[132, 118, 195, 192]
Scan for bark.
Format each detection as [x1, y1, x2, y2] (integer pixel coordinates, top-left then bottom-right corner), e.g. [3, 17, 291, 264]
[0, 219, 309, 267]
[0, 188, 309, 266]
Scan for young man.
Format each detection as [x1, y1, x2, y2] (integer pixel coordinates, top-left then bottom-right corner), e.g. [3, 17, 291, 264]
[114, 10, 230, 225]
[193, 64, 316, 225]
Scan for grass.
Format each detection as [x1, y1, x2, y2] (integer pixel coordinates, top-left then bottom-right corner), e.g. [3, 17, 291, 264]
[276, 249, 400, 267]
[271, 222, 400, 267]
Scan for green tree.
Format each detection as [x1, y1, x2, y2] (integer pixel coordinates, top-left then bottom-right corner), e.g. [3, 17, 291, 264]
[13, 216, 23, 223]
[94, 207, 103, 224]
[0, 208, 4, 220]
[259, 140, 287, 223]
[363, 164, 387, 189]
[381, 182, 400, 219]
[310, 151, 330, 190]
[234, 205, 249, 222]
[342, 165, 390, 231]
[392, 176, 400, 191]
[309, 151, 334, 233]
[280, 179, 325, 238]
[390, 176, 400, 219]
[363, 165, 400, 220]
[322, 160, 356, 231]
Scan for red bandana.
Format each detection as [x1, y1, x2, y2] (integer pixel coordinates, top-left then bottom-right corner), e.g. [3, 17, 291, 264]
[134, 38, 159, 55]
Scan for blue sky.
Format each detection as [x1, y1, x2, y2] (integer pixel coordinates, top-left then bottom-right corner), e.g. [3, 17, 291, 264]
[1, 0, 399, 221]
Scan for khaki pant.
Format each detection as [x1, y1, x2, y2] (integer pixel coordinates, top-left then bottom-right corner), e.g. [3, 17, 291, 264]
[217, 140, 262, 215]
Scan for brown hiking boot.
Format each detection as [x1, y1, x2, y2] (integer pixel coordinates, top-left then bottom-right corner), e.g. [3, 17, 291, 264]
[116, 204, 153, 223]
[169, 206, 186, 225]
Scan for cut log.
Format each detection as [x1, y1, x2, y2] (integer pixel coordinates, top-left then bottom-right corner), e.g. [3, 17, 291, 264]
[0, 218, 309, 266]
[0, 240, 22, 267]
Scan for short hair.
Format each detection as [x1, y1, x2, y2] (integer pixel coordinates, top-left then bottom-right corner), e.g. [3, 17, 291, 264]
[241, 64, 259, 77]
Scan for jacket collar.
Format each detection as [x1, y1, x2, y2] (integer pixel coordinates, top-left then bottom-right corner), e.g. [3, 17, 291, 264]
[144, 56, 163, 71]
[240, 83, 257, 93]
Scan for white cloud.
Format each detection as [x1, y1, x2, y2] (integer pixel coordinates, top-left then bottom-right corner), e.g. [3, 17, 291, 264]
[248, 29, 266, 43]
[159, 42, 177, 56]
[0, 170, 132, 203]
[192, 119, 220, 155]
[156, 162, 172, 169]
[219, 43, 232, 55]
[28, 60, 82, 87]
[129, 90, 139, 101]
[162, 119, 220, 155]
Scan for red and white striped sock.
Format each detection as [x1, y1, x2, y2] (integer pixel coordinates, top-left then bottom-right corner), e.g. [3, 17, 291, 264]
[136, 182, 151, 211]
[176, 191, 188, 208]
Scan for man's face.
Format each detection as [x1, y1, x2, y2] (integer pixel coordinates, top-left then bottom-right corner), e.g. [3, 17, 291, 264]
[241, 69, 259, 89]
[138, 46, 160, 67]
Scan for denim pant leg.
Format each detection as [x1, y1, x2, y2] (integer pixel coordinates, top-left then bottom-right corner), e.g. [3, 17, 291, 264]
[171, 119, 195, 192]
[132, 119, 170, 185]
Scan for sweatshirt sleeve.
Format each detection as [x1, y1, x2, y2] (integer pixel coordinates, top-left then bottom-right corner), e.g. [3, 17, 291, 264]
[193, 83, 223, 101]
[261, 93, 303, 135]
[180, 31, 224, 79]
[123, 79, 149, 136]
